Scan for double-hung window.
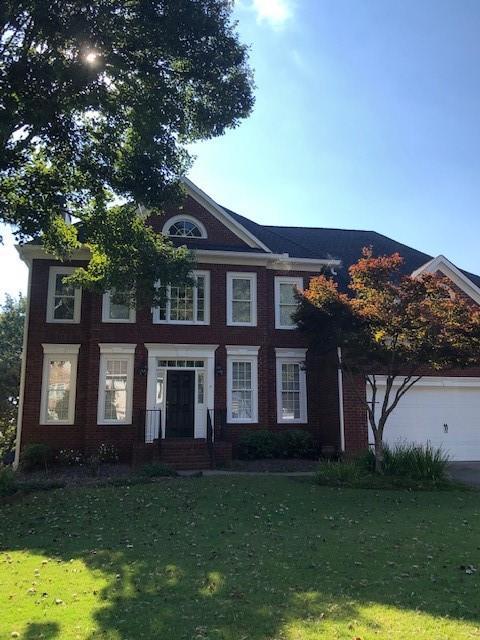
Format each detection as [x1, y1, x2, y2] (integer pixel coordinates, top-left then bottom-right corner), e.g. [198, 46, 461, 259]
[40, 344, 80, 424]
[46, 267, 82, 323]
[276, 348, 307, 423]
[227, 272, 257, 326]
[102, 291, 136, 323]
[274, 276, 303, 329]
[97, 344, 136, 425]
[152, 271, 209, 324]
[226, 346, 259, 423]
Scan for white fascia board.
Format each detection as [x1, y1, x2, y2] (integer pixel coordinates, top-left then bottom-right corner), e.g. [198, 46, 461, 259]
[144, 343, 219, 358]
[412, 254, 480, 305]
[17, 244, 91, 263]
[182, 178, 272, 252]
[275, 347, 307, 358]
[226, 345, 260, 356]
[371, 375, 480, 388]
[195, 249, 341, 272]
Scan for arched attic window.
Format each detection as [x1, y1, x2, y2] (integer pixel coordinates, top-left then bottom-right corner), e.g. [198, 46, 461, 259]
[162, 215, 207, 239]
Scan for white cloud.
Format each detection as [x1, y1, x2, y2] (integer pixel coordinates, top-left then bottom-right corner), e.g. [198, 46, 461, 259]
[251, 0, 293, 28]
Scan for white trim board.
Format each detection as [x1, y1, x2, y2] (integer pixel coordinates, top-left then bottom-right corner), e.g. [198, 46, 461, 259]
[412, 255, 480, 305]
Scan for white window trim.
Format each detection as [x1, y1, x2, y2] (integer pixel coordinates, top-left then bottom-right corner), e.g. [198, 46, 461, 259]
[275, 348, 308, 424]
[102, 291, 136, 323]
[152, 270, 210, 325]
[226, 345, 259, 424]
[274, 276, 303, 330]
[97, 343, 136, 425]
[226, 272, 257, 327]
[46, 266, 82, 324]
[40, 344, 80, 425]
[162, 214, 208, 239]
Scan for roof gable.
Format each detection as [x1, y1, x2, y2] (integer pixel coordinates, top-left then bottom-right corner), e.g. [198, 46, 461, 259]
[412, 255, 480, 305]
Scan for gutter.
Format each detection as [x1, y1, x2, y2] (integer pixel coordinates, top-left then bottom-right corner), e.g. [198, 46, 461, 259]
[337, 346, 345, 453]
[14, 259, 32, 469]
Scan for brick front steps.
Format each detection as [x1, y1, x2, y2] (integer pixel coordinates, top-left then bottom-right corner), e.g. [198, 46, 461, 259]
[132, 439, 232, 470]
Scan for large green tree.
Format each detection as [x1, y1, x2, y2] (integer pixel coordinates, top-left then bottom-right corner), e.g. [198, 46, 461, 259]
[0, 294, 25, 461]
[0, 1, 254, 303]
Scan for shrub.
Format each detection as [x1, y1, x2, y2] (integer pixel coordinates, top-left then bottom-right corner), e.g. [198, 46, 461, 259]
[0, 421, 16, 464]
[0, 465, 16, 496]
[358, 443, 449, 481]
[237, 429, 317, 460]
[238, 431, 280, 460]
[87, 453, 101, 477]
[315, 461, 366, 486]
[20, 443, 54, 471]
[98, 443, 120, 463]
[137, 462, 177, 478]
[277, 430, 315, 458]
[56, 448, 84, 466]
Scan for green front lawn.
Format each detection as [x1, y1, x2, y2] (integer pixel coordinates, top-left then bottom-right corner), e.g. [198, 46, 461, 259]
[1, 477, 479, 639]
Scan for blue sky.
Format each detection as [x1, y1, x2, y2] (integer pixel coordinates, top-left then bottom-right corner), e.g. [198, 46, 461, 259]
[2, 0, 480, 299]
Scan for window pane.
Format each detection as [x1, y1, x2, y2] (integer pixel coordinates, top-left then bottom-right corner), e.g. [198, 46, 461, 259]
[170, 285, 194, 321]
[47, 360, 71, 421]
[104, 359, 128, 421]
[54, 296, 75, 320]
[196, 276, 205, 322]
[53, 274, 75, 320]
[279, 282, 297, 304]
[109, 301, 130, 320]
[232, 301, 251, 323]
[281, 363, 301, 420]
[168, 220, 202, 238]
[231, 391, 252, 419]
[231, 361, 253, 419]
[232, 278, 251, 301]
[197, 372, 205, 404]
[279, 304, 296, 327]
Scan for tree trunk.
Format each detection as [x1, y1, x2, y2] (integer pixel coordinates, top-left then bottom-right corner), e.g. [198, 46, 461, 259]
[373, 432, 384, 474]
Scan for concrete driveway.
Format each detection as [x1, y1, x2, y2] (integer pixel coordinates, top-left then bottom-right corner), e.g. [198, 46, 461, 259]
[448, 462, 480, 487]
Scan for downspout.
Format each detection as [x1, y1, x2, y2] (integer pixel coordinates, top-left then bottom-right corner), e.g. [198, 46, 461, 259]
[337, 346, 345, 453]
[13, 260, 32, 470]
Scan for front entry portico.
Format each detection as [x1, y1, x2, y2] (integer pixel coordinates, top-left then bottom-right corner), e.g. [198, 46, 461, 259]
[144, 344, 218, 442]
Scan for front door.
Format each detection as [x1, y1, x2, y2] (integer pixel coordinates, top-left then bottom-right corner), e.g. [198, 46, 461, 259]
[166, 370, 195, 437]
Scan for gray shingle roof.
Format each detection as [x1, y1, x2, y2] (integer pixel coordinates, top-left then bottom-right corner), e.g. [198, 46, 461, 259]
[225, 206, 480, 289]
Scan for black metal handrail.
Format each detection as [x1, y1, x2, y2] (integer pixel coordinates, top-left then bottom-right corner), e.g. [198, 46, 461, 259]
[206, 409, 214, 468]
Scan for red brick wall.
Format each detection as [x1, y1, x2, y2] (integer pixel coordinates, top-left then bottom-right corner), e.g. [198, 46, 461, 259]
[148, 195, 252, 249]
[20, 258, 341, 460]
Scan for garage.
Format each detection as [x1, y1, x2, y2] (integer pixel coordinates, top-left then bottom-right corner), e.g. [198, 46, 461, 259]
[367, 377, 480, 461]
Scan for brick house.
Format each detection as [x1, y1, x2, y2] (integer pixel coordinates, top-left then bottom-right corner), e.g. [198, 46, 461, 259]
[14, 179, 480, 468]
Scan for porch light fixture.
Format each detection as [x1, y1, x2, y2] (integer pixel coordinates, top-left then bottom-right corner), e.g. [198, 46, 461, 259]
[136, 361, 148, 376]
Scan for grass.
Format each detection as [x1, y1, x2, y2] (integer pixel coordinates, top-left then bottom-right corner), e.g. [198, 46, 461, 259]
[1, 476, 480, 639]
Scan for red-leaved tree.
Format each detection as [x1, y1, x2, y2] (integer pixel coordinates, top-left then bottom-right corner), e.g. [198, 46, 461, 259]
[295, 248, 480, 472]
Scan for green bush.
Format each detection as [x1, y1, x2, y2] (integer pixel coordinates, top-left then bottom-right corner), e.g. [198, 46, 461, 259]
[20, 443, 54, 471]
[277, 430, 315, 458]
[56, 448, 84, 466]
[315, 461, 366, 486]
[137, 462, 177, 478]
[0, 465, 16, 496]
[98, 443, 120, 463]
[358, 443, 449, 481]
[238, 431, 279, 460]
[237, 429, 316, 460]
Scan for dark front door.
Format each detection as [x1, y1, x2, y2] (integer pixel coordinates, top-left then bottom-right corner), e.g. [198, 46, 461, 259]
[166, 370, 195, 437]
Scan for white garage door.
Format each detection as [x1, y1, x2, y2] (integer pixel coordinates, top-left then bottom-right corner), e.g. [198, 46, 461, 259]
[367, 377, 480, 461]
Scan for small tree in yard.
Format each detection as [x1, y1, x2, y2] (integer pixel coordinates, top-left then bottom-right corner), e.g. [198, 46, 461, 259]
[0, 294, 25, 462]
[295, 248, 480, 472]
